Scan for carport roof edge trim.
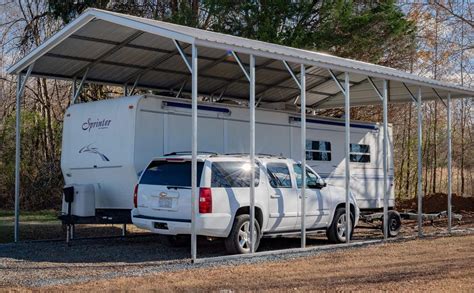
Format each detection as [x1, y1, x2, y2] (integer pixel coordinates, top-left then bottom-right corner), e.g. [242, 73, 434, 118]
[7, 8, 474, 97]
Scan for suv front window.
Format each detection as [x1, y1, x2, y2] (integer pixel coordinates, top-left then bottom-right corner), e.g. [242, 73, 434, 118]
[293, 164, 319, 189]
[211, 162, 260, 188]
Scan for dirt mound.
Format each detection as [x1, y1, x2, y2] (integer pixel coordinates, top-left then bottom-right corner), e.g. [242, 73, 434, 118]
[397, 193, 473, 213]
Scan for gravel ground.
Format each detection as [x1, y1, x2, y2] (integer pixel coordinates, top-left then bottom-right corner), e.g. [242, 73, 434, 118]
[0, 213, 472, 289]
[54, 234, 474, 292]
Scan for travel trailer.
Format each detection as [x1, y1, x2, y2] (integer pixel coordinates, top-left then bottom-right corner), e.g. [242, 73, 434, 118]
[60, 95, 394, 227]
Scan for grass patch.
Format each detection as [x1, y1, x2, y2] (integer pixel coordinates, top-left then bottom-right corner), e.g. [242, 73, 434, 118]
[0, 209, 59, 223]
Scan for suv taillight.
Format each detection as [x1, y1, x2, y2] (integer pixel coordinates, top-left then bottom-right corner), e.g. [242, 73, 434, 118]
[199, 188, 212, 214]
[133, 184, 138, 208]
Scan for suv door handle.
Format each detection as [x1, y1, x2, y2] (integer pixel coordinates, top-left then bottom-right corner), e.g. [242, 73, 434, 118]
[299, 195, 309, 198]
[270, 194, 281, 198]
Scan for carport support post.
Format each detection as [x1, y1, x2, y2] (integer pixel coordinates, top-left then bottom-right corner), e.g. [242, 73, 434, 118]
[249, 54, 256, 254]
[344, 72, 351, 244]
[14, 65, 33, 243]
[382, 80, 388, 240]
[191, 44, 198, 262]
[447, 92, 452, 233]
[417, 87, 423, 237]
[300, 64, 306, 248]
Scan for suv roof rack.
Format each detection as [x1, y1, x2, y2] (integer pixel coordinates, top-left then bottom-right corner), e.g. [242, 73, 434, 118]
[163, 151, 219, 156]
[224, 153, 286, 159]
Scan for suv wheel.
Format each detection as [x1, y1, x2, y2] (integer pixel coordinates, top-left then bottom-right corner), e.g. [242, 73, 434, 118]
[326, 207, 354, 243]
[225, 214, 261, 254]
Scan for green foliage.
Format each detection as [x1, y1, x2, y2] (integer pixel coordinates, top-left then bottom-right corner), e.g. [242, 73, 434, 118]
[0, 111, 63, 211]
[47, 0, 110, 23]
[45, 0, 416, 67]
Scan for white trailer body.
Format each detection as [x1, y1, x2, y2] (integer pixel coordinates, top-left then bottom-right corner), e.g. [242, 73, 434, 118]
[61, 95, 394, 221]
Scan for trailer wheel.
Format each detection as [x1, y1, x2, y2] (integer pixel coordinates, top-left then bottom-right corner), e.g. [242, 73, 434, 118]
[382, 210, 402, 237]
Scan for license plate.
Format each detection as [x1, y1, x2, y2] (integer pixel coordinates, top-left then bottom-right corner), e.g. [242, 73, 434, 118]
[159, 197, 173, 209]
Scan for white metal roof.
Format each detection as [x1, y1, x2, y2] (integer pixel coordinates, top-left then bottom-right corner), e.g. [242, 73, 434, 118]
[7, 8, 473, 108]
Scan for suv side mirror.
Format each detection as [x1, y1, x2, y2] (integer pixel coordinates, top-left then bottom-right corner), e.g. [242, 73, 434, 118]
[308, 178, 326, 189]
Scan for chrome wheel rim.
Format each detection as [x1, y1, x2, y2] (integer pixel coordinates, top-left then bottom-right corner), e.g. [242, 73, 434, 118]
[336, 214, 350, 241]
[238, 221, 257, 252]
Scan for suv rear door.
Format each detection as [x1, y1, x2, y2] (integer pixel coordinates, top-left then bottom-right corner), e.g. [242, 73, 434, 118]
[265, 162, 298, 232]
[136, 159, 204, 221]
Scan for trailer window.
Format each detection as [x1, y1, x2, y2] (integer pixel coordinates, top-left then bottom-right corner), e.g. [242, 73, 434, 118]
[266, 163, 292, 188]
[211, 162, 260, 188]
[306, 140, 331, 161]
[350, 144, 370, 163]
[140, 161, 204, 187]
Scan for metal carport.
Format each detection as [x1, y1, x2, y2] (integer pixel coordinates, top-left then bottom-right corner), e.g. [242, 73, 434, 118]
[7, 8, 474, 262]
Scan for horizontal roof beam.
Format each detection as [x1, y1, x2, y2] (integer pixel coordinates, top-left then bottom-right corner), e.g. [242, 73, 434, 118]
[71, 31, 143, 78]
[310, 76, 368, 108]
[28, 70, 267, 102]
[167, 52, 229, 90]
[67, 34, 301, 76]
[44, 52, 303, 92]
[208, 59, 276, 95]
[67, 34, 340, 82]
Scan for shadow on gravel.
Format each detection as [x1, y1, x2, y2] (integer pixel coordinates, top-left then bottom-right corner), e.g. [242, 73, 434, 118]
[0, 230, 334, 264]
[0, 221, 397, 265]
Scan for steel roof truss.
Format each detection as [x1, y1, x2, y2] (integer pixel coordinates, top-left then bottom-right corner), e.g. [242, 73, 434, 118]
[402, 82, 419, 104]
[283, 61, 301, 90]
[231, 51, 250, 82]
[432, 88, 448, 108]
[328, 69, 346, 95]
[367, 77, 383, 101]
[72, 67, 89, 103]
[173, 40, 192, 73]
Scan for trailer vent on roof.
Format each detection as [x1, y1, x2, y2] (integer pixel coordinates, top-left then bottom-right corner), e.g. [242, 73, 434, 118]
[289, 117, 378, 130]
[162, 101, 231, 115]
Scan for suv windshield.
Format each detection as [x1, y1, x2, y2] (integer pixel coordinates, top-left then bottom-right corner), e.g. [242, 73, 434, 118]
[140, 160, 204, 187]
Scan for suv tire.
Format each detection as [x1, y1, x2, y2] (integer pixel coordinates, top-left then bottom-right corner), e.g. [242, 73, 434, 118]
[225, 214, 261, 254]
[326, 207, 354, 243]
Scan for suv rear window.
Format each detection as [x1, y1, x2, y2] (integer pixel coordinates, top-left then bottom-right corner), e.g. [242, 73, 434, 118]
[211, 162, 260, 188]
[140, 161, 204, 187]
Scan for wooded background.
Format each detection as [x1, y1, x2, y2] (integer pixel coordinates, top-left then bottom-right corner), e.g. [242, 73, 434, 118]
[0, 1, 472, 210]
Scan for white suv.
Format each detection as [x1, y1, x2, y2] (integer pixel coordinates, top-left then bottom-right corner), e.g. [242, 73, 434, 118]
[132, 154, 359, 254]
